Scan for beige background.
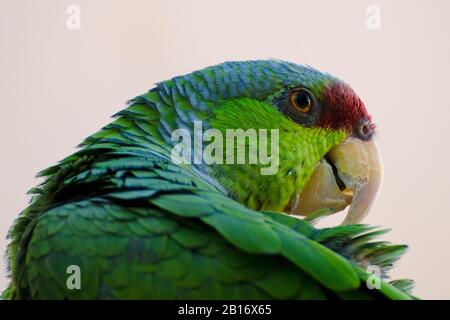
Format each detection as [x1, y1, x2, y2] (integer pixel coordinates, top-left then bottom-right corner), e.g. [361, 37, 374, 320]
[1, 0, 449, 299]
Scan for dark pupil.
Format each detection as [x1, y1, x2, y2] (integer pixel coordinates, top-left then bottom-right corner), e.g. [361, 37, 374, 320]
[296, 92, 310, 108]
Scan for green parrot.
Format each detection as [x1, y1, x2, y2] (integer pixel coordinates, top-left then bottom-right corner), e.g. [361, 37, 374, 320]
[3, 60, 415, 299]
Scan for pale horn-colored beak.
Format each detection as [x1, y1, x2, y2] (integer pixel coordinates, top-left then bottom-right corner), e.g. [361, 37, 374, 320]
[287, 138, 383, 225]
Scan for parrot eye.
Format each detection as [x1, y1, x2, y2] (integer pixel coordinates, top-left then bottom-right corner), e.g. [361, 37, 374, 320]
[290, 89, 313, 113]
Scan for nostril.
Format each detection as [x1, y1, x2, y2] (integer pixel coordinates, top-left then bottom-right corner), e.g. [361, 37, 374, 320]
[361, 123, 371, 136]
[355, 119, 373, 141]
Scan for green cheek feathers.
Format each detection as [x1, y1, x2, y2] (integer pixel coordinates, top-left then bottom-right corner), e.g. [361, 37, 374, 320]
[207, 98, 348, 211]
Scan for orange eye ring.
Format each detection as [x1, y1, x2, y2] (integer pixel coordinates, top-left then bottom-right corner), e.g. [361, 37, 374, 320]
[290, 89, 313, 113]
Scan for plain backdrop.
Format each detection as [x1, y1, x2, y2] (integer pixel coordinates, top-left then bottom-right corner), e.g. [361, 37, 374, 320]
[1, 0, 449, 299]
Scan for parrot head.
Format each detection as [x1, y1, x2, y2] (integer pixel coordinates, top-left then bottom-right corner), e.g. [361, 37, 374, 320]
[149, 60, 382, 224]
[268, 77, 382, 225]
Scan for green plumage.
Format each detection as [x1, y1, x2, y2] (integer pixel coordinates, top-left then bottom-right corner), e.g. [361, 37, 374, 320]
[4, 60, 414, 299]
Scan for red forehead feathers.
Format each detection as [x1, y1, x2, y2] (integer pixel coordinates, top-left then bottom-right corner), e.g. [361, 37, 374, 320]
[319, 81, 373, 133]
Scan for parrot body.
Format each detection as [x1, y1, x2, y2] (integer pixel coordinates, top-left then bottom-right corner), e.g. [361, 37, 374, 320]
[4, 60, 414, 299]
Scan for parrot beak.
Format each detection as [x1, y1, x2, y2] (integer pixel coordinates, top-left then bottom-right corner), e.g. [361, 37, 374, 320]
[287, 138, 383, 225]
